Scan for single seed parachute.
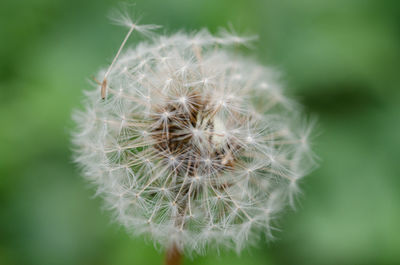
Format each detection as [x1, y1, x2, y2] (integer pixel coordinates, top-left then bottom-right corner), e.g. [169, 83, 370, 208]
[72, 23, 316, 255]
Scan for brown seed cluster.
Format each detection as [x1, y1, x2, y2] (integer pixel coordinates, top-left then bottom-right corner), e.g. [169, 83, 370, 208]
[150, 91, 239, 179]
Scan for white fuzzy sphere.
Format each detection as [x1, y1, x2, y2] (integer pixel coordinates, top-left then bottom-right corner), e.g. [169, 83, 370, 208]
[72, 28, 316, 255]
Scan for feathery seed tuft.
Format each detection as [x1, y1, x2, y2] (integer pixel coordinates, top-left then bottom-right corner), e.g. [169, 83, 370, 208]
[72, 24, 316, 255]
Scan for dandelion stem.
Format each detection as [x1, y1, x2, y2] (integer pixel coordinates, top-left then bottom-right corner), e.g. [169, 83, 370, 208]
[165, 244, 182, 265]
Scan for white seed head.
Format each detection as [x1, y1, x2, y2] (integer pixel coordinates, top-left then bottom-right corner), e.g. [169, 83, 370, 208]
[72, 26, 316, 255]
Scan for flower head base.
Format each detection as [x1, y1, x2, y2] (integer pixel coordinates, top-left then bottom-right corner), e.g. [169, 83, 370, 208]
[73, 28, 316, 255]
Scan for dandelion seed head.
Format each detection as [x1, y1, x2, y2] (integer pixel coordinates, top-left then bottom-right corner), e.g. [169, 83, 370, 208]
[72, 24, 316, 255]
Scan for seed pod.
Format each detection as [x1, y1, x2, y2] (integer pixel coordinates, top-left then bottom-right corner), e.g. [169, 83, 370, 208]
[72, 26, 316, 255]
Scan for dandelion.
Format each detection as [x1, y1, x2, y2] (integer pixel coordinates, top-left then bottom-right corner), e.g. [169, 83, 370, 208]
[72, 14, 316, 265]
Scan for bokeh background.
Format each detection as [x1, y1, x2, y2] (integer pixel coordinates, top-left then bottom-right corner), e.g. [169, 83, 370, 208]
[1, 0, 399, 264]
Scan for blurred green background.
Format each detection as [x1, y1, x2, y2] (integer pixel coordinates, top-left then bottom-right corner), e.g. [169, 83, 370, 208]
[1, 0, 399, 264]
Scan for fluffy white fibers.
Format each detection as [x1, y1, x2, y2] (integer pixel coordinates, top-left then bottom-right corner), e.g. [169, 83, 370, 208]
[72, 23, 316, 255]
